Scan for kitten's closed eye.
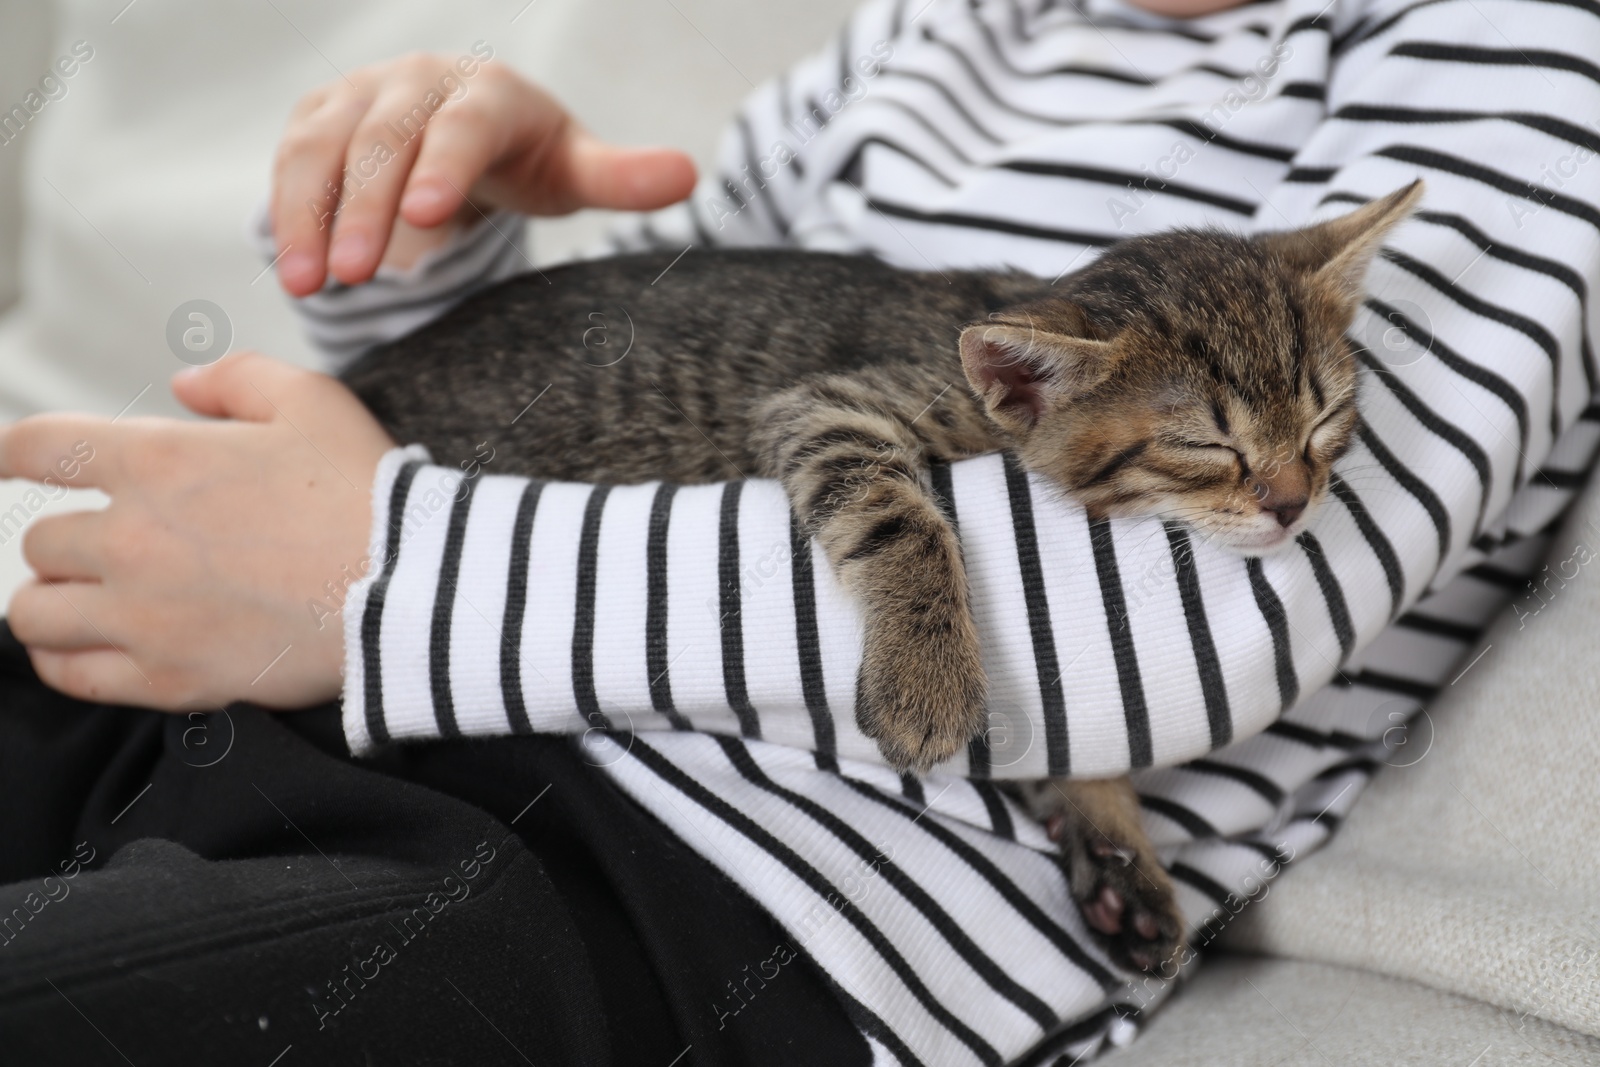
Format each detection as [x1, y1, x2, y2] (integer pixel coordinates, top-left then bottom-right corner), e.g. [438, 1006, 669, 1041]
[1176, 440, 1239, 456]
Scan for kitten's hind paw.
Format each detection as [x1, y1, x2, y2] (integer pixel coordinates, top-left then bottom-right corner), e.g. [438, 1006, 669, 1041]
[1050, 812, 1185, 975]
[854, 626, 987, 775]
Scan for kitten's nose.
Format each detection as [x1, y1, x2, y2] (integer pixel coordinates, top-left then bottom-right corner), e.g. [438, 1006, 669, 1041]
[1267, 501, 1306, 528]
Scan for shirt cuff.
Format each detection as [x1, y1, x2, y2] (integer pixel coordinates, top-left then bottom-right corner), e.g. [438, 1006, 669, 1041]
[342, 443, 433, 755]
[247, 199, 532, 373]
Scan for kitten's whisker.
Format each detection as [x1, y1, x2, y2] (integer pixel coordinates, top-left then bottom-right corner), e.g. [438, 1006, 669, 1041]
[1114, 524, 1171, 563]
[1333, 480, 1404, 497]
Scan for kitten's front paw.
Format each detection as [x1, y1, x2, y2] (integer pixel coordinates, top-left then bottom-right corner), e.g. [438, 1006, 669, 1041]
[1050, 812, 1184, 974]
[855, 620, 987, 775]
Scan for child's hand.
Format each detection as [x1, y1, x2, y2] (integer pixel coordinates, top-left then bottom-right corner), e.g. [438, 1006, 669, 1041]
[271, 52, 697, 296]
[1, 354, 396, 711]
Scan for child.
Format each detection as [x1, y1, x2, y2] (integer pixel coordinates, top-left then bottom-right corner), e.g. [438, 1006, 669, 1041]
[4, 0, 1597, 1061]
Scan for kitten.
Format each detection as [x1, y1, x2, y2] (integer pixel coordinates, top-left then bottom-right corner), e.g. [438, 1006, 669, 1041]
[342, 180, 1423, 972]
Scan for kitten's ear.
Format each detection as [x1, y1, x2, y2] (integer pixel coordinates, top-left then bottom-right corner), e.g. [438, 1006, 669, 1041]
[1261, 179, 1425, 308]
[959, 320, 1117, 435]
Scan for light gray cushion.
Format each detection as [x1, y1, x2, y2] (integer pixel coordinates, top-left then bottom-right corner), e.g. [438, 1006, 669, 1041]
[1217, 469, 1600, 1040]
[1102, 955, 1599, 1067]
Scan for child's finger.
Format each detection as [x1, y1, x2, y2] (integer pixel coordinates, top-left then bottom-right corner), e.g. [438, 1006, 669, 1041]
[558, 132, 698, 213]
[21, 512, 107, 582]
[8, 579, 114, 649]
[400, 101, 511, 227]
[27, 646, 156, 707]
[172, 351, 321, 424]
[0, 414, 119, 490]
[271, 88, 375, 296]
[325, 72, 447, 284]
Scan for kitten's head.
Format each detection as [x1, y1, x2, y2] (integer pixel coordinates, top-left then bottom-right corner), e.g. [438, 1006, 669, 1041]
[960, 181, 1423, 555]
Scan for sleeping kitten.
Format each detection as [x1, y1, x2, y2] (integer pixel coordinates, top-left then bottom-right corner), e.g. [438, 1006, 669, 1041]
[342, 180, 1423, 973]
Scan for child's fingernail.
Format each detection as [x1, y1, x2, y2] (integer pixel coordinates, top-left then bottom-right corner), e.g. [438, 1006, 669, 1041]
[279, 250, 320, 289]
[329, 233, 370, 273]
[402, 183, 447, 216]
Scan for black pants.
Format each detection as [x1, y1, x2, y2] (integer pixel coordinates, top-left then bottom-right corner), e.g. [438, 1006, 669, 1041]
[0, 623, 868, 1066]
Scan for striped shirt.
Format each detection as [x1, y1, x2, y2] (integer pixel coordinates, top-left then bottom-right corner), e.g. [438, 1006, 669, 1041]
[275, 0, 1600, 1061]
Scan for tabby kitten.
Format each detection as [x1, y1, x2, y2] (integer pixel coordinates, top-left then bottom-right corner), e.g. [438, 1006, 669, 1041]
[343, 180, 1424, 972]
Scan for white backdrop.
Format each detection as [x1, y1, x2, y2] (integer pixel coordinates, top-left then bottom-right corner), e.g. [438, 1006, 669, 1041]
[0, 0, 858, 598]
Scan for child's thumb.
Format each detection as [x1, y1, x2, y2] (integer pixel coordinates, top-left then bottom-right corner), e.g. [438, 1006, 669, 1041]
[172, 352, 297, 423]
